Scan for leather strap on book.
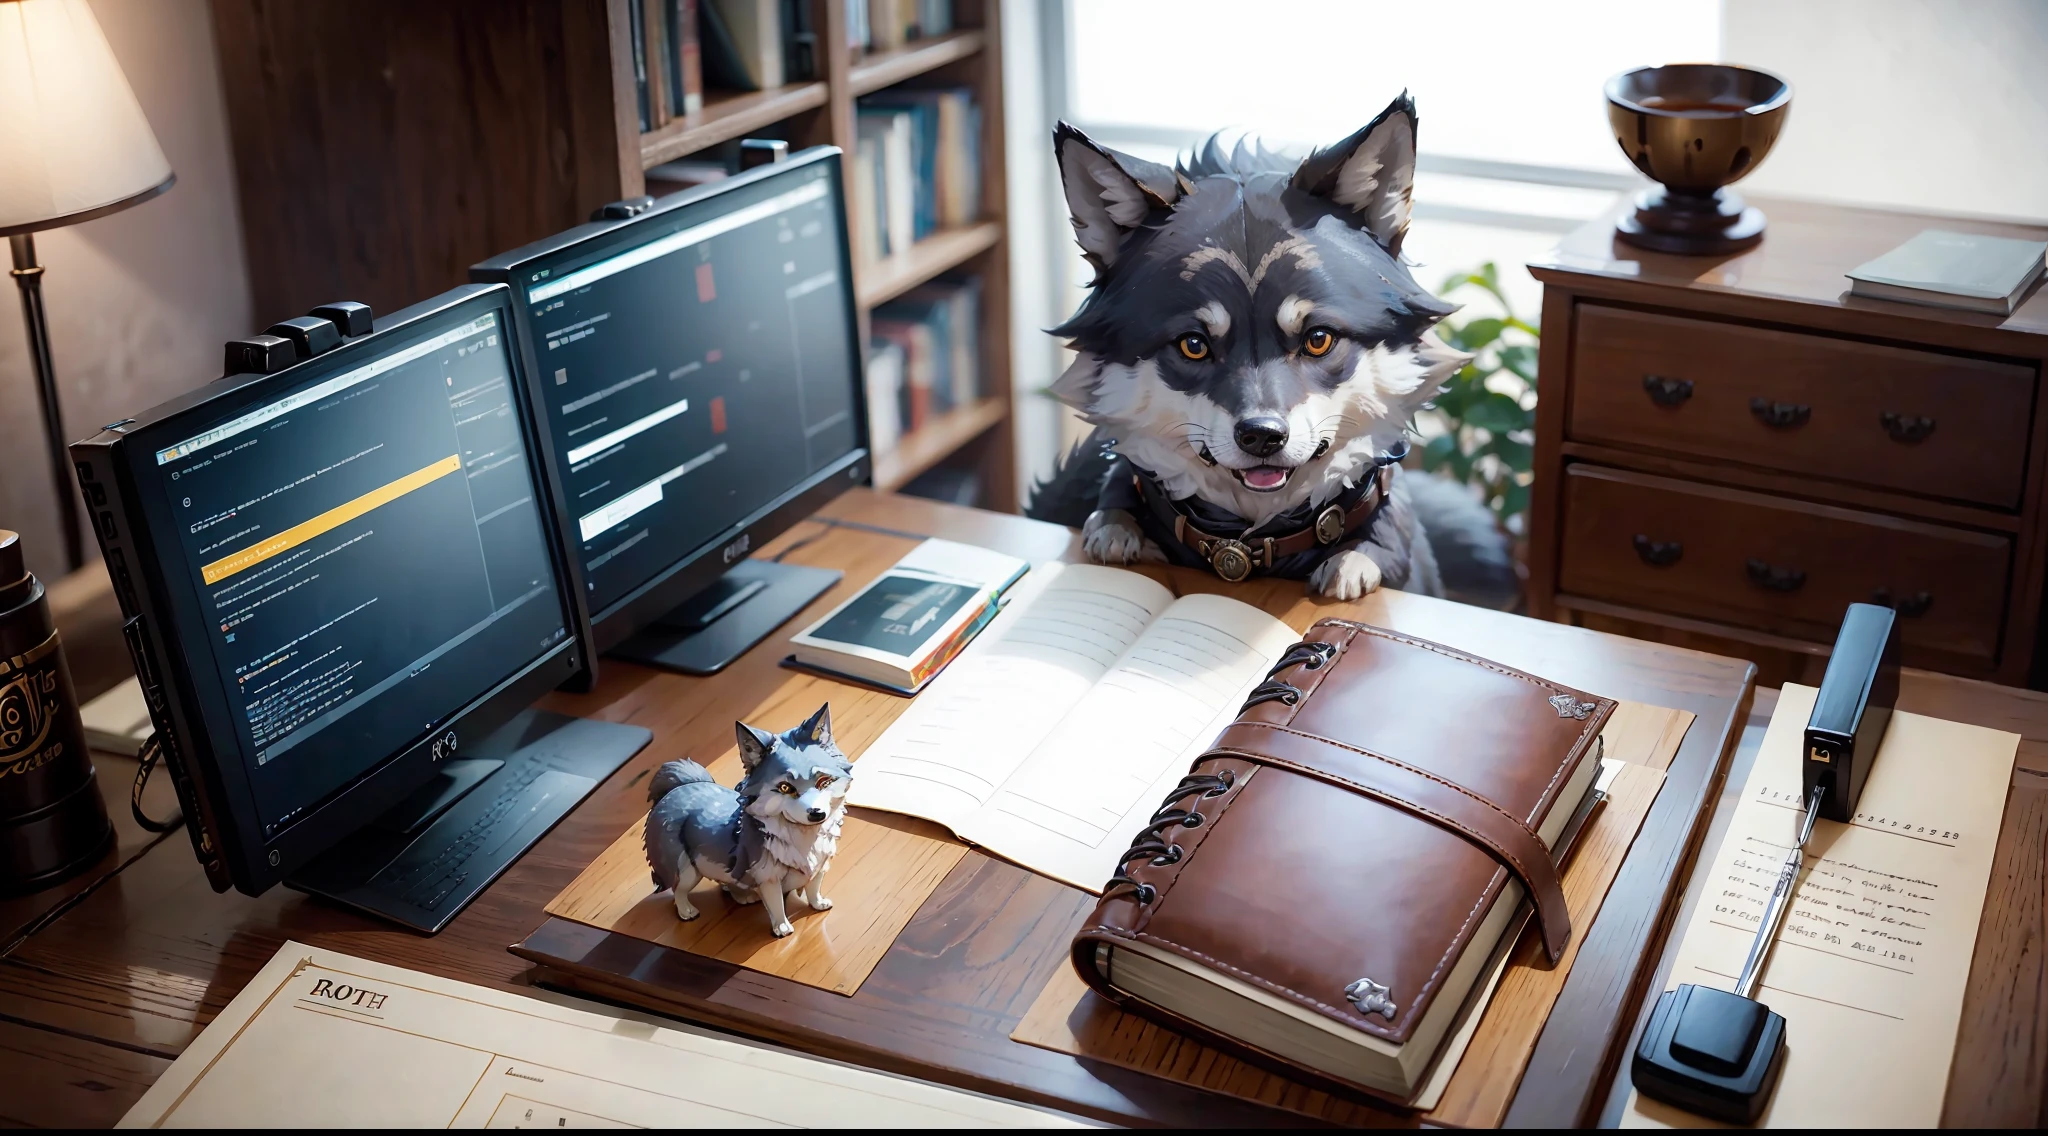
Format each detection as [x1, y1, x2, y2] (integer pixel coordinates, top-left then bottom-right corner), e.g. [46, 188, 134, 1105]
[1208, 720, 1574, 962]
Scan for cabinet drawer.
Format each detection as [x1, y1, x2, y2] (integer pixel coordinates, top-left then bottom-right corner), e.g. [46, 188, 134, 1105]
[1567, 304, 2036, 508]
[1558, 466, 2010, 665]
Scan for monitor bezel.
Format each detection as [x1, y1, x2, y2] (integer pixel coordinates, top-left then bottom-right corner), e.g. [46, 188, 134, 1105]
[98, 284, 589, 895]
[473, 146, 870, 654]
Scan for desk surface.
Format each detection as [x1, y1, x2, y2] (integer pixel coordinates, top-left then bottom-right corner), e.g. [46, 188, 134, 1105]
[0, 490, 1778, 1126]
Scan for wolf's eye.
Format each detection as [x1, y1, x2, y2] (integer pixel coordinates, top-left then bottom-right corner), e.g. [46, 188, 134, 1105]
[776, 782, 797, 796]
[1176, 333, 1210, 361]
[1303, 328, 1336, 357]
[814, 774, 835, 789]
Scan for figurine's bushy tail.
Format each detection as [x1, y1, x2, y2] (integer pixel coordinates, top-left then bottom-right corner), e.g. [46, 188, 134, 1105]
[649, 759, 713, 802]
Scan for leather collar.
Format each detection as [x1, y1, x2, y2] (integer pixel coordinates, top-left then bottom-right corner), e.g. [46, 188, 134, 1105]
[1134, 443, 1405, 582]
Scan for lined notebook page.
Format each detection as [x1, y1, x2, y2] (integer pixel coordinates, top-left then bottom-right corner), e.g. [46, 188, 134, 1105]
[960, 593, 1299, 891]
[847, 564, 1175, 831]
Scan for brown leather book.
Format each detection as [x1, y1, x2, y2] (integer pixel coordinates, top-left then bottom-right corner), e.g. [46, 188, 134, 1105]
[1070, 618, 1613, 1102]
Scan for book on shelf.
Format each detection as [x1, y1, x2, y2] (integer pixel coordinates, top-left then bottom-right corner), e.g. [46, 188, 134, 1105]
[864, 0, 950, 51]
[864, 340, 905, 456]
[852, 111, 914, 260]
[780, 0, 818, 81]
[870, 275, 982, 444]
[786, 538, 1028, 694]
[699, 0, 781, 91]
[1848, 228, 2046, 315]
[854, 88, 980, 258]
[664, 0, 704, 117]
[630, 0, 651, 131]
[847, 0, 870, 53]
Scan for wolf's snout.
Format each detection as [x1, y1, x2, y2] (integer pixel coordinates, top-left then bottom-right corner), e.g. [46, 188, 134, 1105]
[1233, 417, 1289, 458]
[806, 807, 828, 822]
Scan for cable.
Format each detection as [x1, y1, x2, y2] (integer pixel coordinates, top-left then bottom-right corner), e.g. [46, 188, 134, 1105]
[130, 732, 185, 833]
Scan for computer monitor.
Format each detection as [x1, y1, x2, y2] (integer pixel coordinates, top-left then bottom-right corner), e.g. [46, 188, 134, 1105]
[473, 146, 867, 674]
[72, 284, 649, 931]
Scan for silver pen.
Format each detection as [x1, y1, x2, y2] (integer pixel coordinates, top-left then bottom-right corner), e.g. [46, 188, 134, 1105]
[1735, 784, 1825, 999]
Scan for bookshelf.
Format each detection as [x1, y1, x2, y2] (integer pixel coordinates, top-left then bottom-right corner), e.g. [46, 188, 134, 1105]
[610, 0, 1017, 509]
[209, 0, 1018, 511]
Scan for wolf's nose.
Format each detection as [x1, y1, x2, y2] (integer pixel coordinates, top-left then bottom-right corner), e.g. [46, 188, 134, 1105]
[1234, 417, 1289, 458]
[807, 807, 828, 822]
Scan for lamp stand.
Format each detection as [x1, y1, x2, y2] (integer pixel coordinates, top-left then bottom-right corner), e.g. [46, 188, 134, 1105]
[9, 233, 82, 573]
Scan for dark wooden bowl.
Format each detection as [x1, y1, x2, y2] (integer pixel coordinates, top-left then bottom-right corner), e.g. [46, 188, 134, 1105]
[1605, 64, 1792, 254]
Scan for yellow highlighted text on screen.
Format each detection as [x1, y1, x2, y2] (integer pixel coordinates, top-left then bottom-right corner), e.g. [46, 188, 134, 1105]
[200, 454, 462, 585]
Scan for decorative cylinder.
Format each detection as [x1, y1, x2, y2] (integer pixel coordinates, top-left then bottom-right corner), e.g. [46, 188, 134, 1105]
[0, 530, 112, 894]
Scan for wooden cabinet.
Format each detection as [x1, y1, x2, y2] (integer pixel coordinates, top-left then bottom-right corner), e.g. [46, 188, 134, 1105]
[1530, 198, 2048, 684]
[210, 0, 1017, 508]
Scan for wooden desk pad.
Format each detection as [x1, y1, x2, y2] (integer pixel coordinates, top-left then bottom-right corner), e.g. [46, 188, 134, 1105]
[1010, 703, 1689, 1127]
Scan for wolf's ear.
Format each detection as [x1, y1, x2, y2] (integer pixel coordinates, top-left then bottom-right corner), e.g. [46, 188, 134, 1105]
[1293, 93, 1418, 256]
[736, 722, 777, 772]
[1054, 122, 1183, 271]
[797, 703, 833, 749]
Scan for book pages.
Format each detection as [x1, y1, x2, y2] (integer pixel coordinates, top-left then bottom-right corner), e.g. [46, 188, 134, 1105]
[120, 942, 1089, 1128]
[1623, 683, 2018, 1128]
[848, 566, 1298, 891]
[848, 564, 1173, 831]
[959, 593, 1298, 890]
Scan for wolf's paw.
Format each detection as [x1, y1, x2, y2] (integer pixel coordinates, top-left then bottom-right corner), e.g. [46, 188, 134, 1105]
[674, 898, 700, 921]
[809, 895, 834, 911]
[1082, 509, 1160, 565]
[770, 919, 795, 938]
[725, 886, 761, 905]
[1309, 549, 1384, 601]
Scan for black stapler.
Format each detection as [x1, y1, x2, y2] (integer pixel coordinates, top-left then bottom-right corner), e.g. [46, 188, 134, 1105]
[1632, 603, 1901, 1123]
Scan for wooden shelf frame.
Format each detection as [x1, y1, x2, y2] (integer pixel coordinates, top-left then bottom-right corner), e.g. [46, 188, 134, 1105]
[638, 82, 831, 168]
[872, 397, 1010, 492]
[207, 0, 1018, 512]
[856, 220, 1002, 308]
[848, 29, 987, 96]
[615, 0, 1017, 510]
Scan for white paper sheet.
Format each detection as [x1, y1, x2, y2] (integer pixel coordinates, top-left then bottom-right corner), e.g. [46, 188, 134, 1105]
[1622, 684, 2019, 1128]
[120, 942, 1090, 1128]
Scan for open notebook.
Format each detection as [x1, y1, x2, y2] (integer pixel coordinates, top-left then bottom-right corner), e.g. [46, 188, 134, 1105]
[846, 563, 1298, 891]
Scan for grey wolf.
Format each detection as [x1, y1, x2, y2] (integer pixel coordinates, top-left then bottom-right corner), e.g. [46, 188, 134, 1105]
[643, 703, 852, 938]
[1026, 94, 1513, 604]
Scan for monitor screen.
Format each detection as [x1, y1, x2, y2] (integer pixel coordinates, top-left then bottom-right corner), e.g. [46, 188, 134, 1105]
[507, 156, 862, 618]
[149, 306, 572, 835]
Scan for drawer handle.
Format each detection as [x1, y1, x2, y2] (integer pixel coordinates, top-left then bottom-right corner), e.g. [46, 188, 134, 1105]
[1633, 534, 1683, 567]
[1879, 411, 1936, 444]
[1642, 374, 1694, 407]
[1871, 588, 1934, 618]
[1745, 558, 1807, 592]
[1750, 398, 1811, 429]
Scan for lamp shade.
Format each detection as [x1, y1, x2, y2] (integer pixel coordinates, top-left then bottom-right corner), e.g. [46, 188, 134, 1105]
[0, 0, 173, 236]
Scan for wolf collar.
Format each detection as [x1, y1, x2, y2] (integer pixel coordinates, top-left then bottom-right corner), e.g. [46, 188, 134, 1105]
[1107, 442, 1407, 583]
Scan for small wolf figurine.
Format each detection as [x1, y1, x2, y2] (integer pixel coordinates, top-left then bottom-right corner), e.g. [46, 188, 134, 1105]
[1026, 94, 1519, 603]
[643, 703, 853, 938]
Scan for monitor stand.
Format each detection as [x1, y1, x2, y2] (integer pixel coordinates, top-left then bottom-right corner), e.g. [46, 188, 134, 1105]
[609, 559, 841, 676]
[286, 709, 651, 933]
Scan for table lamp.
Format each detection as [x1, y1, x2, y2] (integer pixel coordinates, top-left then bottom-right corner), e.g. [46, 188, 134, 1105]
[1, 0, 174, 572]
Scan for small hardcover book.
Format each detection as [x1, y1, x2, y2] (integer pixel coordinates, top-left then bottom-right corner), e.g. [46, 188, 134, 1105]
[787, 538, 1028, 693]
[1848, 228, 2047, 315]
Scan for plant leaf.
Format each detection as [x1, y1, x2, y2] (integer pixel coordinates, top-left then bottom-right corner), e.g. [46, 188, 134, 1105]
[1498, 344, 1538, 383]
[1464, 392, 1527, 433]
[1421, 432, 1458, 470]
[1499, 480, 1530, 522]
[1453, 318, 1506, 350]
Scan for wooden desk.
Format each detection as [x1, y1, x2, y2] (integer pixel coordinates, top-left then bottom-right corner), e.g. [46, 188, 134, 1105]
[1606, 675, 2048, 1128]
[0, 490, 1756, 1127]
